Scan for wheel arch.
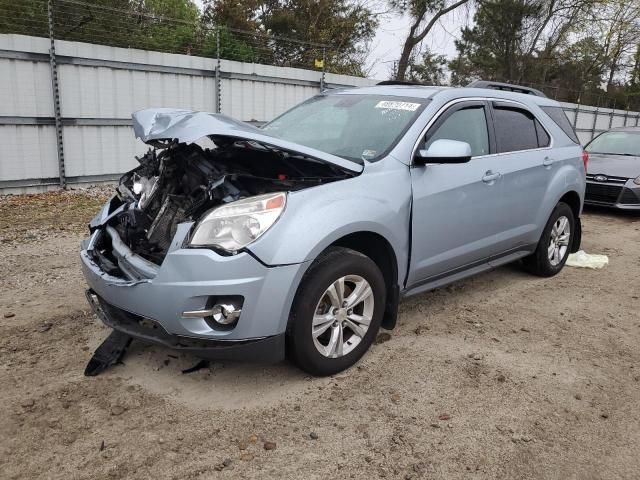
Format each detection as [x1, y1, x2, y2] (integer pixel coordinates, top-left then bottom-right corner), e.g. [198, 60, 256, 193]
[288, 230, 402, 333]
[559, 190, 581, 218]
[330, 232, 400, 330]
[558, 190, 582, 253]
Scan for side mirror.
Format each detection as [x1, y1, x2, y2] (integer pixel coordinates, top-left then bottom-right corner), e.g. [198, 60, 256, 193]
[414, 139, 472, 165]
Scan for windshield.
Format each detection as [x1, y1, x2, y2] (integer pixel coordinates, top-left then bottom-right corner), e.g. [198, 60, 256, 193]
[586, 131, 640, 157]
[262, 94, 428, 162]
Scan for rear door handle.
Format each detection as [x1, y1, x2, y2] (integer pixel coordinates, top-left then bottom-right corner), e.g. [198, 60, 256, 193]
[543, 156, 555, 167]
[482, 171, 501, 183]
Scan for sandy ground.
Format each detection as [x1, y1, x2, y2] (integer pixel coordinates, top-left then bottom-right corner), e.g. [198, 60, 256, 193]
[1, 189, 639, 480]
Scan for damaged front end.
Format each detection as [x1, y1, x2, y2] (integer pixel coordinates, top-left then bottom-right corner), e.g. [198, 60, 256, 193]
[81, 109, 361, 374]
[80, 110, 362, 375]
[88, 113, 357, 275]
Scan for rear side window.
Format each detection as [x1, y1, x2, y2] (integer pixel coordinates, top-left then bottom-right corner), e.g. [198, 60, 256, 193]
[425, 106, 490, 157]
[492, 104, 540, 152]
[535, 120, 550, 147]
[541, 106, 580, 144]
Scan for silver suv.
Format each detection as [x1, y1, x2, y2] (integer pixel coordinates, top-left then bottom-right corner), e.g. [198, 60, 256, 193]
[81, 82, 586, 376]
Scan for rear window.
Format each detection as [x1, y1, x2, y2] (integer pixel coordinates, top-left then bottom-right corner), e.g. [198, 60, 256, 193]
[541, 106, 579, 144]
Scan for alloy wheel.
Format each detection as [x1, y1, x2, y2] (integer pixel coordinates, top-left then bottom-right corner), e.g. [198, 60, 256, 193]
[548, 215, 571, 266]
[311, 275, 375, 358]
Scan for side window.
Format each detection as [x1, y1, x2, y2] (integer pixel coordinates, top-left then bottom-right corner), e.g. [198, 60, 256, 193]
[425, 106, 490, 157]
[535, 120, 550, 147]
[493, 105, 539, 152]
[541, 106, 579, 144]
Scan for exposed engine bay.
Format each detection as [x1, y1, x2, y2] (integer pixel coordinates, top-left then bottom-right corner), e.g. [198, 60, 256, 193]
[93, 137, 354, 269]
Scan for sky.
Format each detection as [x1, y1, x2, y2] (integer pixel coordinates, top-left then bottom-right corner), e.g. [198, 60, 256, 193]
[366, 6, 475, 79]
[192, 0, 474, 80]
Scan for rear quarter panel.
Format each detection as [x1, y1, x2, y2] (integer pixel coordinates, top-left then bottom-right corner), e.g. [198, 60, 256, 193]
[523, 102, 585, 241]
[537, 145, 585, 235]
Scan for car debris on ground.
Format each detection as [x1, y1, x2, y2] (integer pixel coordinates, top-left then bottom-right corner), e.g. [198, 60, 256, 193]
[566, 250, 609, 269]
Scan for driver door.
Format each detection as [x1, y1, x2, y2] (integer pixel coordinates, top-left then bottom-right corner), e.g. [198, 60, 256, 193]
[407, 100, 509, 287]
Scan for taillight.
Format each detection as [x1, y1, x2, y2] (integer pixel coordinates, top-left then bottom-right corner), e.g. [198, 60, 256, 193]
[581, 150, 589, 171]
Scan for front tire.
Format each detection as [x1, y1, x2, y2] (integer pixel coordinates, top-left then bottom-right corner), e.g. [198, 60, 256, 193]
[287, 247, 386, 376]
[523, 202, 574, 277]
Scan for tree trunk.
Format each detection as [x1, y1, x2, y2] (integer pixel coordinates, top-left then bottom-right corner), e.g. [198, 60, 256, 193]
[394, 0, 470, 81]
[396, 39, 417, 80]
[631, 45, 640, 85]
[607, 61, 617, 89]
[395, 7, 424, 81]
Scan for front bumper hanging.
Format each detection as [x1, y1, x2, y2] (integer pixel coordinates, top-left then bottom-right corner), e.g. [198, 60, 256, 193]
[85, 290, 285, 364]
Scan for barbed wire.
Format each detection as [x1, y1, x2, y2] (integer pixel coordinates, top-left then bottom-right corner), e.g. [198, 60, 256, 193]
[0, 0, 335, 72]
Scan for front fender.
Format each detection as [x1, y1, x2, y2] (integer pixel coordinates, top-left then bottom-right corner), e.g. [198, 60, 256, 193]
[247, 158, 412, 286]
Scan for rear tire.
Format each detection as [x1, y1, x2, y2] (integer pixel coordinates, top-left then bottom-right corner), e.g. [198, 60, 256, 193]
[287, 247, 385, 376]
[523, 202, 574, 277]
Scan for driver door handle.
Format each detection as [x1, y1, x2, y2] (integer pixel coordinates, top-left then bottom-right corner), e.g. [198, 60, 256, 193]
[482, 171, 501, 183]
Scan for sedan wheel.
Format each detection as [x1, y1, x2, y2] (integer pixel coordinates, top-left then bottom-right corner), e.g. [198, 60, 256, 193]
[312, 275, 374, 358]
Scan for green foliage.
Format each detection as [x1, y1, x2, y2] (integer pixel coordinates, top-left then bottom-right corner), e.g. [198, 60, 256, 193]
[201, 0, 378, 74]
[54, 0, 201, 54]
[0, 0, 49, 38]
[140, 0, 200, 52]
[550, 38, 606, 93]
[406, 49, 447, 85]
[447, 0, 640, 107]
[390, 0, 472, 80]
[2, 0, 203, 55]
[2, 0, 376, 73]
[449, 0, 543, 84]
[388, 0, 449, 19]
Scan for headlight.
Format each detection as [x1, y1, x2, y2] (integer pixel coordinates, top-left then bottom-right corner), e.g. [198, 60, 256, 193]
[634, 175, 640, 185]
[189, 192, 286, 252]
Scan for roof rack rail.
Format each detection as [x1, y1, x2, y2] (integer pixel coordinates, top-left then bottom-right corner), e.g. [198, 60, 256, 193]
[376, 80, 425, 86]
[466, 80, 547, 98]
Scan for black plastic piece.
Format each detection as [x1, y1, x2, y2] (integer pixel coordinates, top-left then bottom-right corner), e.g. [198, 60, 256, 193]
[381, 285, 400, 330]
[467, 80, 547, 98]
[571, 216, 582, 253]
[414, 151, 471, 165]
[85, 290, 285, 363]
[84, 330, 133, 376]
[376, 80, 425, 86]
[182, 359, 210, 374]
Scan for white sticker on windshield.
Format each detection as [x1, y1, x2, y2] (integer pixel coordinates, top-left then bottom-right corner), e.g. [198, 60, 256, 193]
[375, 101, 421, 111]
[362, 149, 377, 160]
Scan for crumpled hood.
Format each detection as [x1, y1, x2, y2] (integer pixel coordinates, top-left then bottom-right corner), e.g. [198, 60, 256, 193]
[587, 153, 640, 180]
[131, 108, 362, 173]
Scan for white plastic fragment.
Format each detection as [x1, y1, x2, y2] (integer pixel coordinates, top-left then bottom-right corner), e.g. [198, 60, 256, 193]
[566, 250, 609, 269]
